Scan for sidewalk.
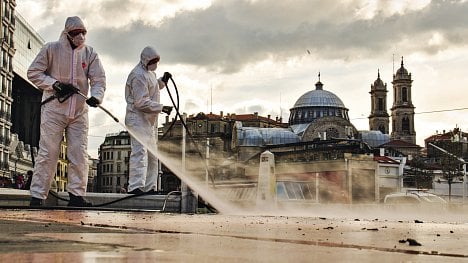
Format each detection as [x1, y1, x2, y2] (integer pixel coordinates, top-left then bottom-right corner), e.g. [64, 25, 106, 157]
[0, 206, 467, 262]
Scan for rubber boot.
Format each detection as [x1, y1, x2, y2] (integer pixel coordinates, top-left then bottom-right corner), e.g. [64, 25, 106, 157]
[68, 192, 93, 207]
[30, 197, 43, 207]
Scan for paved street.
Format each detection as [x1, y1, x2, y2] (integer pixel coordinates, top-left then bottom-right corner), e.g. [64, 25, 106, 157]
[0, 206, 467, 262]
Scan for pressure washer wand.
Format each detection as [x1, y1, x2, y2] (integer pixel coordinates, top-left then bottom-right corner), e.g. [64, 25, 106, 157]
[76, 91, 120, 123]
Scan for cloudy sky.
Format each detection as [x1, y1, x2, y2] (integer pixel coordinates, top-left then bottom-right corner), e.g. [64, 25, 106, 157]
[16, 0, 468, 158]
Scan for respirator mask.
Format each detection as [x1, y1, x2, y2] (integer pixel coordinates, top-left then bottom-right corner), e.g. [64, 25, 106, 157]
[67, 29, 87, 47]
[147, 57, 160, 71]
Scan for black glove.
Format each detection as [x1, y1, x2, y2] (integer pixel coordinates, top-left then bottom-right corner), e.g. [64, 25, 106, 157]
[53, 81, 78, 97]
[161, 72, 172, 84]
[86, 96, 100, 107]
[162, 106, 173, 115]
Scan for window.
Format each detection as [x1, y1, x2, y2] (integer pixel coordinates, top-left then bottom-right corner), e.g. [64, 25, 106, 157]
[378, 98, 384, 111]
[378, 125, 386, 134]
[402, 117, 410, 132]
[401, 87, 408, 102]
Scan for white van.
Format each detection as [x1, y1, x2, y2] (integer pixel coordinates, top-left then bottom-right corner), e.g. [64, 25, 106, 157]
[384, 191, 447, 204]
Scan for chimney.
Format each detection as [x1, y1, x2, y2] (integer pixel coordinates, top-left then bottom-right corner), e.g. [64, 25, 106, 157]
[220, 111, 223, 117]
[267, 114, 271, 119]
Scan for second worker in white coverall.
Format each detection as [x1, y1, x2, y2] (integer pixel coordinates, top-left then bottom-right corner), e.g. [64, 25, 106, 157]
[125, 46, 172, 195]
[27, 16, 106, 207]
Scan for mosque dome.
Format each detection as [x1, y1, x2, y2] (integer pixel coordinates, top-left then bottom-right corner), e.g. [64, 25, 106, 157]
[289, 75, 349, 126]
[293, 88, 346, 108]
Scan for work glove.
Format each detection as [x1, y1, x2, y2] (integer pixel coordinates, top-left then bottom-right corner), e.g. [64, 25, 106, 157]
[86, 96, 100, 107]
[161, 72, 172, 84]
[162, 106, 173, 115]
[53, 81, 79, 97]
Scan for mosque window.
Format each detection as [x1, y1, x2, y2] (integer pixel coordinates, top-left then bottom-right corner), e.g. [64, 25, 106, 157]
[326, 127, 339, 138]
[337, 110, 342, 118]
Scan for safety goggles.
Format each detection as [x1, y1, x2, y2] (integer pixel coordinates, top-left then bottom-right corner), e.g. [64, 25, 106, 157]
[68, 29, 87, 37]
[147, 57, 160, 66]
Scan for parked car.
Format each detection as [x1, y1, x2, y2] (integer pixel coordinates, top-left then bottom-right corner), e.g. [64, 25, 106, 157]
[384, 190, 447, 204]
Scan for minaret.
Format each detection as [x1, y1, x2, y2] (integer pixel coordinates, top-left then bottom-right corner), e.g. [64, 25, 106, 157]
[390, 57, 416, 144]
[368, 69, 389, 134]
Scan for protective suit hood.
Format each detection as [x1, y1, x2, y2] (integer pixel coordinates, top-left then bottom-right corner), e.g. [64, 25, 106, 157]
[140, 46, 160, 70]
[60, 16, 87, 46]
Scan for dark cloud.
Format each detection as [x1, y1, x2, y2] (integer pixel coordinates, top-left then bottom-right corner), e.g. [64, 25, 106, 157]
[39, 1, 468, 73]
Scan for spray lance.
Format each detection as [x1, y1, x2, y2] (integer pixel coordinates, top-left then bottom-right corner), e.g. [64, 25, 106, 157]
[76, 91, 119, 122]
[42, 81, 120, 122]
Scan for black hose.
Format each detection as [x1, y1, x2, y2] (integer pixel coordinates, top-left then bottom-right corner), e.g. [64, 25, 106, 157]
[163, 77, 216, 187]
[160, 78, 180, 140]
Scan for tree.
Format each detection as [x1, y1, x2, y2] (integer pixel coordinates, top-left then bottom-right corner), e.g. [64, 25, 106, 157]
[439, 155, 463, 201]
[407, 157, 433, 189]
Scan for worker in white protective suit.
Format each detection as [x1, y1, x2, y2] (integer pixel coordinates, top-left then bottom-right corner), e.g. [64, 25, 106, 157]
[27, 16, 106, 206]
[125, 46, 172, 195]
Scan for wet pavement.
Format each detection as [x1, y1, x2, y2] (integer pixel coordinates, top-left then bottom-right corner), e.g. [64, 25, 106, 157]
[0, 207, 467, 262]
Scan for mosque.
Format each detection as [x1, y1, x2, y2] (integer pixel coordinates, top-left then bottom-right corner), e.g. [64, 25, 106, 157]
[234, 57, 417, 155]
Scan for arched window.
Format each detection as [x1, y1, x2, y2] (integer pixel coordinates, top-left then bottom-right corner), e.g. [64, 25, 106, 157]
[326, 127, 339, 138]
[378, 125, 386, 134]
[378, 98, 384, 111]
[402, 117, 410, 132]
[401, 87, 408, 102]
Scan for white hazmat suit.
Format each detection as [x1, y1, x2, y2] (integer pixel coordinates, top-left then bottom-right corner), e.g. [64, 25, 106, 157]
[125, 46, 166, 193]
[27, 16, 106, 200]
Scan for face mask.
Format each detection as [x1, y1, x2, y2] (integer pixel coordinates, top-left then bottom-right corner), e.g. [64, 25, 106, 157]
[147, 57, 159, 71]
[67, 29, 87, 48]
[147, 63, 157, 71]
[70, 33, 86, 47]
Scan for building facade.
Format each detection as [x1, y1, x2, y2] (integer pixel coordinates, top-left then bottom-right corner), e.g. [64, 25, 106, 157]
[0, 0, 16, 178]
[97, 131, 131, 193]
[11, 11, 43, 149]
